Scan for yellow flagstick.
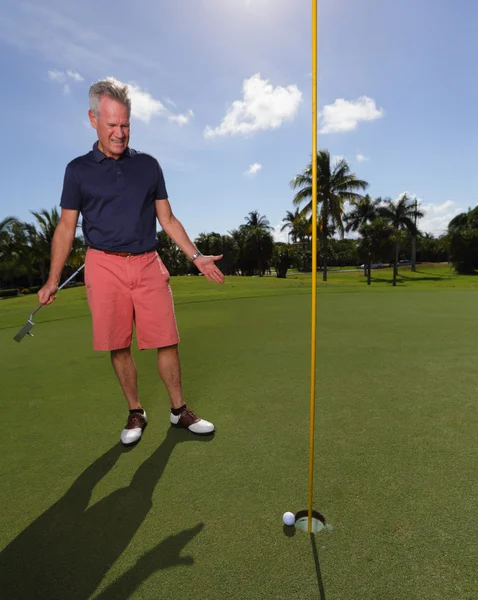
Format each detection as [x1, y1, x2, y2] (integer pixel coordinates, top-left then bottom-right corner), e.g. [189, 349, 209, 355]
[308, 0, 318, 534]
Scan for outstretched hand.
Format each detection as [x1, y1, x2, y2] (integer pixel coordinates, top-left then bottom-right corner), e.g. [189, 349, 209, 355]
[194, 254, 225, 284]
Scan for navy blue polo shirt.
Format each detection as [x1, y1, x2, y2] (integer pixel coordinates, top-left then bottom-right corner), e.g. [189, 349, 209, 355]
[60, 142, 168, 253]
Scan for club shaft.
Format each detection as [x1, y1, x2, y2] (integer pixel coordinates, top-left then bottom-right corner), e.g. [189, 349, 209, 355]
[58, 264, 85, 291]
[30, 264, 85, 319]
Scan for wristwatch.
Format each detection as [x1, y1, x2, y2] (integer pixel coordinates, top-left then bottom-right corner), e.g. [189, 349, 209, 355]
[191, 251, 202, 261]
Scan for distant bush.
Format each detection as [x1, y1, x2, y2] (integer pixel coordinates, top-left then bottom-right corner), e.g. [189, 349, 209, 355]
[25, 286, 41, 294]
[0, 288, 20, 298]
[448, 207, 478, 274]
[65, 282, 85, 288]
[272, 245, 296, 278]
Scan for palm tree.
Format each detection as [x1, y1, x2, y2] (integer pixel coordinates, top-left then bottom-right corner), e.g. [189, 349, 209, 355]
[244, 210, 272, 231]
[229, 212, 274, 276]
[0, 216, 19, 255]
[0, 216, 18, 236]
[281, 209, 312, 273]
[156, 231, 189, 276]
[245, 226, 274, 276]
[417, 232, 435, 263]
[294, 217, 311, 247]
[228, 228, 248, 275]
[0, 216, 20, 288]
[280, 209, 302, 243]
[290, 150, 368, 281]
[3, 222, 40, 287]
[447, 206, 478, 273]
[379, 194, 424, 286]
[31, 207, 85, 283]
[194, 232, 238, 276]
[344, 194, 380, 233]
[194, 232, 213, 255]
[31, 207, 61, 243]
[30, 208, 61, 283]
[358, 218, 393, 285]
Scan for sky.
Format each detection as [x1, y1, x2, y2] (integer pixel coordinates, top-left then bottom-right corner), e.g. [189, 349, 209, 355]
[1, 0, 477, 242]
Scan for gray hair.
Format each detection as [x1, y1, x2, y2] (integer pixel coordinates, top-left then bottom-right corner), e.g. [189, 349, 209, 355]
[89, 77, 131, 118]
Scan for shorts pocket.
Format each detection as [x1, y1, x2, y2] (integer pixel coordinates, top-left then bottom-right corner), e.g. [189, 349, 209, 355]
[156, 255, 171, 280]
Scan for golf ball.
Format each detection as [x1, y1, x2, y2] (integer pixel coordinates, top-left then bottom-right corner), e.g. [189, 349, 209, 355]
[283, 511, 295, 526]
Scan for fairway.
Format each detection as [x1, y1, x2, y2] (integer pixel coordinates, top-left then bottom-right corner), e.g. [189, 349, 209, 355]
[0, 272, 476, 599]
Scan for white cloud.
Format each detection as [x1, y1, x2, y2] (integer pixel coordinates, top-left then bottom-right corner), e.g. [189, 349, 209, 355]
[126, 83, 166, 123]
[48, 69, 66, 83]
[48, 69, 84, 88]
[75, 75, 188, 126]
[204, 73, 302, 139]
[419, 201, 461, 236]
[397, 192, 461, 236]
[66, 69, 84, 81]
[272, 223, 289, 243]
[164, 97, 177, 108]
[245, 163, 262, 176]
[320, 96, 384, 134]
[169, 109, 194, 126]
[356, 153, 369, 162]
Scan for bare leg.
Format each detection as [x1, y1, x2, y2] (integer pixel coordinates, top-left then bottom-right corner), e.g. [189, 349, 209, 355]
[157, 345, 184, 409]
[111, 347, 142, 410]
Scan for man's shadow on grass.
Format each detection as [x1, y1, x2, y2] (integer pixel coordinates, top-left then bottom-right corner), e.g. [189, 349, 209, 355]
[0, 428, 212, 600]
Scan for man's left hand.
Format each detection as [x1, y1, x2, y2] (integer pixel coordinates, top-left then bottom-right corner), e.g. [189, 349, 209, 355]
[194, 254, 225, 284]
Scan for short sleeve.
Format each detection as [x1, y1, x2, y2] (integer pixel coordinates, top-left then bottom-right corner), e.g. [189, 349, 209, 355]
[60, 163, 82, 210]
[155, 161, 168, 200]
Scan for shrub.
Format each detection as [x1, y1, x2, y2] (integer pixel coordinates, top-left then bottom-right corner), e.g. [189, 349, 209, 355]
[0, 288, 20, 298]
[272, 245, 296, 278]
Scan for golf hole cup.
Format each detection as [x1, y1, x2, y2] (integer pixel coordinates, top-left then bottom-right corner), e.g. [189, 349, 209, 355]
[282, 512, 296, 527]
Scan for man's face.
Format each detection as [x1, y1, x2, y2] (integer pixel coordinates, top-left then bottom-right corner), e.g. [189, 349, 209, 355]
[88, 96, 130, 159]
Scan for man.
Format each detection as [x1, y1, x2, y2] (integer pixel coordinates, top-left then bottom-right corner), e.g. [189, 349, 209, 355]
[38, 77, 224, 446]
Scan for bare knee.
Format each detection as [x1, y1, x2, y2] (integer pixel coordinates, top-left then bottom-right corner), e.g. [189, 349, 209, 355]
[111, 347, 132, 361]
[157, 344, 179, 354]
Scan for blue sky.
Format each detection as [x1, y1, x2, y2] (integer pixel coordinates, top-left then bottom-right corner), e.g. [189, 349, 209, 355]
[1, 0, 477, 241]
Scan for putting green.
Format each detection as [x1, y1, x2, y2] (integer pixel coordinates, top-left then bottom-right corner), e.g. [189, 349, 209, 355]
[0, 272, 476, 599]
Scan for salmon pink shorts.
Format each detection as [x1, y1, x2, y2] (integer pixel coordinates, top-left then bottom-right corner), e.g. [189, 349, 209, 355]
[84, 248, 180, 351]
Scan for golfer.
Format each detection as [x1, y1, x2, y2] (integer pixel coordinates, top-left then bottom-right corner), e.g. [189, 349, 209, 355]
[38, 77, 224, 446]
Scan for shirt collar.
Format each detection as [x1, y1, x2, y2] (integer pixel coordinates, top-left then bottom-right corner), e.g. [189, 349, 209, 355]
[92, 141, 133, 162]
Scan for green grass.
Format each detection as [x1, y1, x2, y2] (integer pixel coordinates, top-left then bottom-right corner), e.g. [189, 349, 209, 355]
[0, 264, 477, 599]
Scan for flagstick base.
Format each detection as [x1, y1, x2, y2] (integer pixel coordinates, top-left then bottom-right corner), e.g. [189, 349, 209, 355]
[294, 509, 326, 533]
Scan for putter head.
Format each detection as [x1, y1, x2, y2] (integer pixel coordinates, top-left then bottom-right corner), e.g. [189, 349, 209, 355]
[13, 319, 35, 343]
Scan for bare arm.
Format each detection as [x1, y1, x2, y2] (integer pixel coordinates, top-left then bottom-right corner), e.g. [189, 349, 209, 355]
[155, 199, 198, 259]
[38, 208, 79, 304]
[155, 199, 224, 284]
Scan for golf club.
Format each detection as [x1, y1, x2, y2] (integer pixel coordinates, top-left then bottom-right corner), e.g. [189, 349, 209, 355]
[13, 264, 85, 343]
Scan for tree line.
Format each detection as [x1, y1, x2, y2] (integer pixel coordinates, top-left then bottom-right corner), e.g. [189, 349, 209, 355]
[0, 150, 474, 294]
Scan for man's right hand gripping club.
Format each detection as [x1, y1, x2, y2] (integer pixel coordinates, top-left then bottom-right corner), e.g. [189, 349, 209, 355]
[38, 280, 59, 306]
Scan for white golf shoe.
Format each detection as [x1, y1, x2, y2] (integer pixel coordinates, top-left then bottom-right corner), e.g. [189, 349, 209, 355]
[170, 406, 215, 436]
[121, 410, 148, 446]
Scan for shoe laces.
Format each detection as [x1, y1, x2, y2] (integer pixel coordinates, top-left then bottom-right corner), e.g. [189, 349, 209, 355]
[180, 407, 198, 422]
[127, 413, 144, 429]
